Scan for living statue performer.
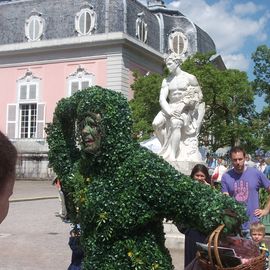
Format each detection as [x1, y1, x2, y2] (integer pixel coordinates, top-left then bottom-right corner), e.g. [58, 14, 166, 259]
[46, 86, 246, 270]
[153, 52, 205, 162]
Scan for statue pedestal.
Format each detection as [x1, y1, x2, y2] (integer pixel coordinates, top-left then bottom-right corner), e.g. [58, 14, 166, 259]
[164, 221, 184, 270]
[169, 160, 205, 175]
[164, 159, 206, 269]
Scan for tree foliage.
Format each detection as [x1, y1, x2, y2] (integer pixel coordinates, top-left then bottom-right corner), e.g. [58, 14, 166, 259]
[252, 45, 270, 103]
[129, 71, 166, 140]
[181, 53, 256, 151]
[251, 45, 270, 151]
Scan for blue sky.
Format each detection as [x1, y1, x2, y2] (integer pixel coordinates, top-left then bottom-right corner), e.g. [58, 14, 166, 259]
[139, 0, 270, 111]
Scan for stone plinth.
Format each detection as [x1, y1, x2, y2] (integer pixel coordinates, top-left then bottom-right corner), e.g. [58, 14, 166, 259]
[164, 160, 206, 270]
[164, 220, 184, 270]
[170, 160, 206, 176]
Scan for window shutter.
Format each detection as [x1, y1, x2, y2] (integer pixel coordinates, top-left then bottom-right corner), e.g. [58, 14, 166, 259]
[36, 103, 45, 139]
[85, 12, 91, 33]
[20, 85, 27, 100]
[7, 104, 17, 139]
[173, 35, 184, 55]
[81, 81, 90, 90]
[71, 81, 79, 95]
[29, 20, 34, 40]
[79, 14, 84, 34]
[29, 84, 37, 99]
[34, 19, 39, 40]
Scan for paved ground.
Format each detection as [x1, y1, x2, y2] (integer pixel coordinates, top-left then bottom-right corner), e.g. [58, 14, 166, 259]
[0, 180, 185, 270]
[4, 180, 270, 270]
[0, 181, 71, 270]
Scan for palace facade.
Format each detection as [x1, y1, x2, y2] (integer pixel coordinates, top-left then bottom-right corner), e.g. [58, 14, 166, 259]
[0, 0, 216, 178]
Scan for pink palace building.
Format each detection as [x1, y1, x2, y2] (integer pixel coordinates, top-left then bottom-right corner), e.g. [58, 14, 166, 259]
[0, 0, 219, 179]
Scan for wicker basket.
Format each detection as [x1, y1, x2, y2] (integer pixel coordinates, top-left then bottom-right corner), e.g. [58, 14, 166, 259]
[197, 224, 266, 270]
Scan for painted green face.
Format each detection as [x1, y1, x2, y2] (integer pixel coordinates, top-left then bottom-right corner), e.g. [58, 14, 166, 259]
[79, 113, 101, 154]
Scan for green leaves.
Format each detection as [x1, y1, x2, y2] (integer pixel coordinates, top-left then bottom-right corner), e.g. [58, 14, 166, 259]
[182, 52, 255, 150]
[252, 45, 270, 102]
[250, 45, 270, 151]
[129, 72, 164, 140]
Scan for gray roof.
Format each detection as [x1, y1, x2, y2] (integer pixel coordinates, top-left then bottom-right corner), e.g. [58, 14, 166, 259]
[0, 0, 216, 55]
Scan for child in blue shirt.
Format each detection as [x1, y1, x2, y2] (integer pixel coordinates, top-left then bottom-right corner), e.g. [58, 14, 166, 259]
[68, 226, 84, 270]
[250, 222, 269, 270]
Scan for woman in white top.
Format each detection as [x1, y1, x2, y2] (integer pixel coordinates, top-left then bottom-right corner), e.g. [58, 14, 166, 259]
[211, 158, 227, 182]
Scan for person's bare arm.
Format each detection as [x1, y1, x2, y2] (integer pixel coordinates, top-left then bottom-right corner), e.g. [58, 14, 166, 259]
[254, 186, 270, 217]
[159, 79, 172, 116]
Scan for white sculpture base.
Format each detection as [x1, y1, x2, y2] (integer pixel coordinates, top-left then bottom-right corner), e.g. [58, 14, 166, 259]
[164, 221, 184, 270]
[169, 160, 205, 176]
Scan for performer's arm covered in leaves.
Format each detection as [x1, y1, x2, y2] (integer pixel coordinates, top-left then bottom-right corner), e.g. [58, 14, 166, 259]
[130, 149, 247, 235]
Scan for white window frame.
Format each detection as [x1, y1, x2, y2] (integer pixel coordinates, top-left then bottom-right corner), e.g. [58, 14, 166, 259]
[168, 31, 188, 56]
[6, 70, 45, 139]
[67, 66, 95, 96]
[18, 82, 39, 101]
[25, 12, 45, 42]
[19, 103, 38, 139]
[75, 5, 97, 36]
[136, 12, 148, 43]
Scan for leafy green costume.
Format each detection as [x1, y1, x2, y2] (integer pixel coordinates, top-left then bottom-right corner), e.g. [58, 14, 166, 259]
[46, 86, 247, 270]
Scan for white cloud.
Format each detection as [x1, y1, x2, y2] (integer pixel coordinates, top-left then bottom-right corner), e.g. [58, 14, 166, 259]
[222, 54, 250, 71]
[137, 0, 269, 71]
[167, 0, 269, 71]
[233, 2, 263, 16]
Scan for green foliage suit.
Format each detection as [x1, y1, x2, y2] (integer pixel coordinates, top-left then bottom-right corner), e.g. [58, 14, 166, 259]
[46, 86, 247, 270]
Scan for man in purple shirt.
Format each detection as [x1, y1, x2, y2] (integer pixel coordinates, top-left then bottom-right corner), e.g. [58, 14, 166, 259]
[221, 146, 270, 238]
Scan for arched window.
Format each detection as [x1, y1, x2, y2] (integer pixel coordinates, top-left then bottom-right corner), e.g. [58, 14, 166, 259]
[67, 66, 95, 96]
[136, 12, 148, 43]
[168, 31, 188, 56]
[25, 11, 45, 41]
[75, 4, 96, 36]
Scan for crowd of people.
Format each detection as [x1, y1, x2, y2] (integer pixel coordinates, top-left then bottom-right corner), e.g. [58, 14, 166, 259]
[206, 151, 270, 185]
[183, 146, 270, 269]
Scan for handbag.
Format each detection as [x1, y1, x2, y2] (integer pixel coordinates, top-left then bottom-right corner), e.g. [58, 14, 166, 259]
[212, 167, 219, 180]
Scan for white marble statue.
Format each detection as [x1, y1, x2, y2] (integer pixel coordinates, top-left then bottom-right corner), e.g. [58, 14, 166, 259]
[152, 52, 205, 163]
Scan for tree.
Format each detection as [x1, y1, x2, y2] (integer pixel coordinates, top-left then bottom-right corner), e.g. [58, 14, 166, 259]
[129, 71, 165, 140]
[181, 53, 256, 151]
[260, 107, 270, 151]
[248, 108, 270, 151]
[252, 45, 270, 103]
[251, 45, 270, 151]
